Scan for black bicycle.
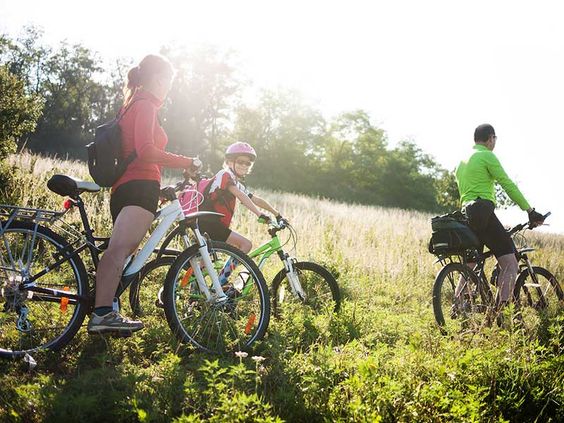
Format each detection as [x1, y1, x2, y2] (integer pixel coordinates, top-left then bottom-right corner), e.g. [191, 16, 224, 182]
[432, 213, 562, 334]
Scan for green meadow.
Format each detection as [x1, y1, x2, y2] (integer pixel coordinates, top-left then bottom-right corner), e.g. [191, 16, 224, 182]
[0, 153, 562, 422]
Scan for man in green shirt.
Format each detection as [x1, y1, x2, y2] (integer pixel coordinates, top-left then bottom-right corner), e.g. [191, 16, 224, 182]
[455, 123, 545, 307]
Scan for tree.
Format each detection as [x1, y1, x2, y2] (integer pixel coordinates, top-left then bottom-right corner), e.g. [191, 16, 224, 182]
[434, 169, 460, 211]
[162, 45, 242, 169]
[0, 65, 43, 200]
[27, 42, 111, 157]
[1, 27, 124, 157]
[233, 89, 326, 193]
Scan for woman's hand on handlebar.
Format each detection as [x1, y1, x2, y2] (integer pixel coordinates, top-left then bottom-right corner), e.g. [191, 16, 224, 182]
[183, 157, 203, 180]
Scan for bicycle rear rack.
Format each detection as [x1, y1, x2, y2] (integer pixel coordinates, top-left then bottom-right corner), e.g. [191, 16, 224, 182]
[0, 204, 83, 244]
[0, 204, 64, 223]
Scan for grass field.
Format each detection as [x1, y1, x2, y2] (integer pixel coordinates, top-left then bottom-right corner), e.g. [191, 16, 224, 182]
[0, 152, 563, 422]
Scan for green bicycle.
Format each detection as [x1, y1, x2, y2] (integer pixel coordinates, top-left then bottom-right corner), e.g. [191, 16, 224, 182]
[249, 218, 340, 316]
[130, 215, 341, 321]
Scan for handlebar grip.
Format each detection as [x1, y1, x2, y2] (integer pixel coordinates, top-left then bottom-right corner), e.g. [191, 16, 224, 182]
[543, 211, 551, 219]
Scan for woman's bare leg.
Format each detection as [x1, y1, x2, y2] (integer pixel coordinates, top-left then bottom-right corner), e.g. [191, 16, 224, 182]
[94, 206, 154, 308]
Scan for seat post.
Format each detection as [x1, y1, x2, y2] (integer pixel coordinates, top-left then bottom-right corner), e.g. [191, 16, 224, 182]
[74, 194, 100, 266]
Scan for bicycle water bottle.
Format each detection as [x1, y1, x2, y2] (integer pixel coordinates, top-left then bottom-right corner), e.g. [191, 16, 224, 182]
[218, 257, 239, 286]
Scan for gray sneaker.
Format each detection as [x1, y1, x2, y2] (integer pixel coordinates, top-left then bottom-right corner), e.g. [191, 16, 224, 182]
[87, 311, 144, 335]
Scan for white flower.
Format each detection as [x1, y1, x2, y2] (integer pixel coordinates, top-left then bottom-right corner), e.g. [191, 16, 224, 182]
[234, 351, 248, 359]
[251, 355, 266, 363]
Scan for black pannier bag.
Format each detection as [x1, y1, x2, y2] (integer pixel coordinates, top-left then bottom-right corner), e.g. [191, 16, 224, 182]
[428, 211, 480, 255]
[86, 101, 138, 187]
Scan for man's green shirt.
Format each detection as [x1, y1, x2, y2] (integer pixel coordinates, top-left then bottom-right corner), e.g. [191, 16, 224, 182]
[455, 144, 530, 210]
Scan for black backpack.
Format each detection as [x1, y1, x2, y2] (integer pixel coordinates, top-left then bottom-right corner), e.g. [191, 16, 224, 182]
[428, 210, 480, 255]
[86, 101, 138, 187]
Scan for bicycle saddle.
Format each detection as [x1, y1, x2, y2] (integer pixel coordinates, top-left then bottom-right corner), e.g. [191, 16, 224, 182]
[47, 174, 101, 197]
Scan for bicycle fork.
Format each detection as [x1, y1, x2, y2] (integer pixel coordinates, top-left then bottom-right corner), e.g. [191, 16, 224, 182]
[191, 234, 227, 302]
[280, 253, 306, 301]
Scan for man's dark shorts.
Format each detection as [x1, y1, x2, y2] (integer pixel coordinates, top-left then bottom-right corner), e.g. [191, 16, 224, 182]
[463, 199, 515, 258]
[110, 180, 160, 224]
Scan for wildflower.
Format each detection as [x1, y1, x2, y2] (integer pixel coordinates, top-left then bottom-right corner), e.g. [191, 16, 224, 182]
[234, 351, 248, 359]
[251, 355, 265, 363]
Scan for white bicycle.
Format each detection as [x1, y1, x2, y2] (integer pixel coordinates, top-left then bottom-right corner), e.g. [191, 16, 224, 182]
[0, 174, 270, 358]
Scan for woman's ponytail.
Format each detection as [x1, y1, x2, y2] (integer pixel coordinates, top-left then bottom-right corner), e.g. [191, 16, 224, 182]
[122, 55, 174, 107]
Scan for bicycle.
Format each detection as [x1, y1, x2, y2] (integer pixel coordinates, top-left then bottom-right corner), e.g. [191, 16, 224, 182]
[0, 174, 269, 358]
[431, 212, 562, 334]
[249, 218, 340, 316]
[148, 214, 341, 319]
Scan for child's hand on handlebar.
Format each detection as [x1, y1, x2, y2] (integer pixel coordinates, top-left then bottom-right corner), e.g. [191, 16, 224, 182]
[257, 214, 272, 224]
[276, 214, 289, 227]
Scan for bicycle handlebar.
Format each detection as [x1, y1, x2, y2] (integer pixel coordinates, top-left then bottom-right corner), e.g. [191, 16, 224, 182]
[267, 219, 289, 237]
[159, 172, 207, 202]
[507, 211, 551, 236]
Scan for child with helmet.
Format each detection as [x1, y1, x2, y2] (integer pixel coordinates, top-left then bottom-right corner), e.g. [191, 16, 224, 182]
[198, 141, 283, 253]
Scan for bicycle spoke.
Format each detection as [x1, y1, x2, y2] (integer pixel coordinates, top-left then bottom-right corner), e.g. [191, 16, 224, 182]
[164, 242, 269, 353]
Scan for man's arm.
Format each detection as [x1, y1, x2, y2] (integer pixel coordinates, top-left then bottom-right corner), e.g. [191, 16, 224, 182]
[486, 153, 531, 211]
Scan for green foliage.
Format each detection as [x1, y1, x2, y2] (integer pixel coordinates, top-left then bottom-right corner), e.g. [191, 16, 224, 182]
[434, 169, 460, 212]
[163, 45, 242, 169]
[1, 27, 123, 158]
[0, 66, 43, 160]
[0, 65, 43, 202]
[0, 154, 563, 422]
[1, 26, 460, 213]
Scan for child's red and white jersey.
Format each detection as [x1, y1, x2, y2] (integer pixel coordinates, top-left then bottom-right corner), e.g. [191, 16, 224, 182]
[203, 168, 252, 227]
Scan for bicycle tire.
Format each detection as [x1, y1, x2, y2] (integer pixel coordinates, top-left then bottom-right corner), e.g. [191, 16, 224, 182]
[0, 221, 88, 358]
[271, 261, 340, 316]
[162, 241, 270, 354]
[128, 256, 176, 317]
[514, 266, 563, 312]
[432, 262, 494, 334]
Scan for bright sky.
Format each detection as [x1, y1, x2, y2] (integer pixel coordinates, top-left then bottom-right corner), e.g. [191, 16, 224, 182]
[1, 0, 563, 233]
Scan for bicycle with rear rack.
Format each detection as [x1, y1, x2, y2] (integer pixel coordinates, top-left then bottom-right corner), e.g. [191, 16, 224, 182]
[0, 174, 269, 358]
[249, 218, 341, 316]
[431, 212, 562, 334]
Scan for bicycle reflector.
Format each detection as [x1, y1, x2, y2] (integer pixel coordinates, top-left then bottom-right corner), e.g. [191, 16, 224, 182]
[63, 199, 74, 210]
[244, 313, 256, 335]
[180, 268, 194, 287]
[60, 286, 70, 313]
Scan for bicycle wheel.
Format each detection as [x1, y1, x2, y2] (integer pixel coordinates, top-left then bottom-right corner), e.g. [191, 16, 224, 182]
[433, 262, 494, 334]
[271, 261, 340, 316]
[128, 256, 176, 317]
[0, 221, 88, 358]
[514, 266, 563, 317]
[162, 241, 270, 354]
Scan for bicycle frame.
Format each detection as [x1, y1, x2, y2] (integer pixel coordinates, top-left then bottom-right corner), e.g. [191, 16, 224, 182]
[248, 235, 284, 270]
[247, 223, 307, 299]
[9, 194, 228, 306]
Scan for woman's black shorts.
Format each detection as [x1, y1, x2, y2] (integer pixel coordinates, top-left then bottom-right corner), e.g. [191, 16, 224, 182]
[198, 217, 232, 242]
[110, 180, 160, 224]
[463, 199, 515, 258]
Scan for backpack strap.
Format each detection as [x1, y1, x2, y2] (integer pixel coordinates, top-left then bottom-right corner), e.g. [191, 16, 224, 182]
[116, 99, 143, 165]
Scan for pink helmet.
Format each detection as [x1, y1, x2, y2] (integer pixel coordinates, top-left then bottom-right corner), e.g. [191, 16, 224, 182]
[225, 142, 257, 160]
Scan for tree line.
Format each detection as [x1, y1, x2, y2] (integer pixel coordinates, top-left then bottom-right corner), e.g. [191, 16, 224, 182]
[0, 26, 459, 212]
